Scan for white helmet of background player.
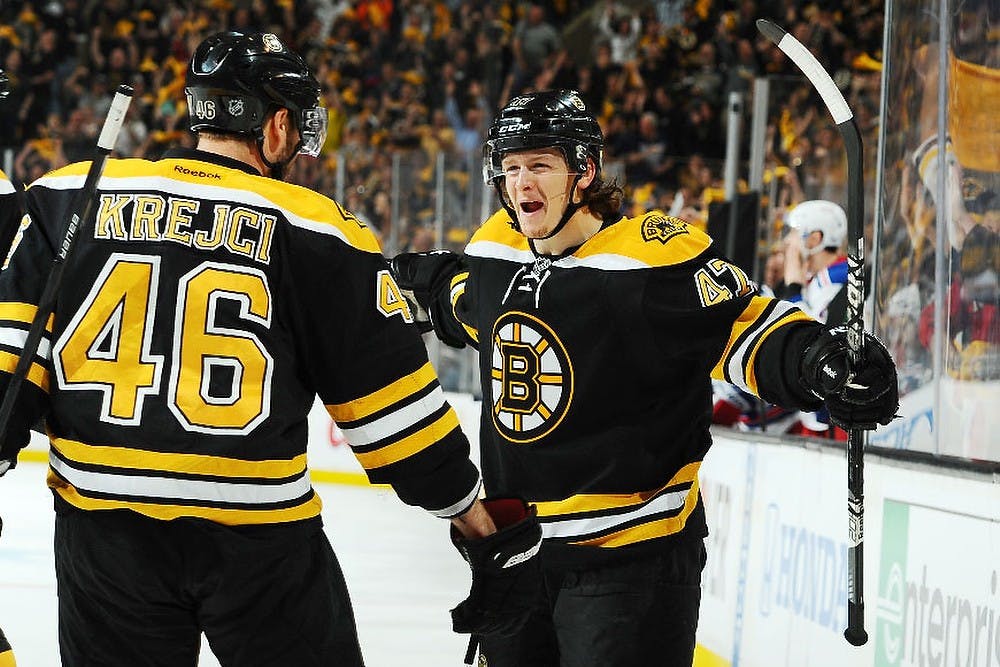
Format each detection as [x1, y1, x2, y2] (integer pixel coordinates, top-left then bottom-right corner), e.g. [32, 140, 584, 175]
[786, 199, 847, 257]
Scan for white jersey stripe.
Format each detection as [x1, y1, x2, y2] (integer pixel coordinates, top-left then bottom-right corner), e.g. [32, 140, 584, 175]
[539, 487, 689, 540]
[466, 239, 656, 271]
[726, 300, 798, 392]
[339, 386, 449, 447]
[429, 478, 482, 519]
[0, 326, 51, 358]
[50, 451, 313, 505]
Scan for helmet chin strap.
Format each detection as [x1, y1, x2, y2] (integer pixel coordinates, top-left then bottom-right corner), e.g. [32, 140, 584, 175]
[253, 126, 301, 181]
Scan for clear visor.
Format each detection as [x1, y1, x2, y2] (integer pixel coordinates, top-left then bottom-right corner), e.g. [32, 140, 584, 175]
[298, 107, 328, 157]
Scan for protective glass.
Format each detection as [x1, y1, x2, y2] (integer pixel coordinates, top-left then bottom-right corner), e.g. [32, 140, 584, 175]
[298, 107, 328, 157]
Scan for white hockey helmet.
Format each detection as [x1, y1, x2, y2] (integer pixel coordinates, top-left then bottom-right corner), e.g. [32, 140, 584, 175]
[786, 200, 847, 255]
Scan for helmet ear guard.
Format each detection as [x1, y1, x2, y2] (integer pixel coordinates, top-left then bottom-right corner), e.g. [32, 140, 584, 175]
[185, 87, 269, 135]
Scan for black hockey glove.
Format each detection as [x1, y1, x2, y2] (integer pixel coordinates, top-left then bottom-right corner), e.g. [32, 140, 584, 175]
[390, 250, 464, 337]
[450, 497, 543, 637]
[800, 326, 899, 430]
[0, 417, 32, 477]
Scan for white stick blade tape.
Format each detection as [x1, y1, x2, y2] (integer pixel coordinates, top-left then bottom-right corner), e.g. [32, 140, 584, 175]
[97, 91, 133, 151]
[778, 35, 853, 125]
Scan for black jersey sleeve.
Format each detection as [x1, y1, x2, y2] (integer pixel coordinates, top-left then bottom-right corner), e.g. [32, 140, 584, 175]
[644, 249, 824, 410]
[430, 263, 480, 349]
[0, 170, 24, 262]
[290, 230, 481, 518]
[0, 182, 58, 459]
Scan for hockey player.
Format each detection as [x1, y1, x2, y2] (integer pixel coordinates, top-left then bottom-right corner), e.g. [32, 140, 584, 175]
[0, 70, 23, 264]
[0, 70, 18, 667]
[783, 199, 850, 325]
[0, 32, 542, 666]
[781, 199, 851, 437]
[391, 89, 899, 666]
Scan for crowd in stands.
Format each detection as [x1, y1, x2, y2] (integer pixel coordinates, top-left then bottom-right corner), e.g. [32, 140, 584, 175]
[1, 0, 885, 252]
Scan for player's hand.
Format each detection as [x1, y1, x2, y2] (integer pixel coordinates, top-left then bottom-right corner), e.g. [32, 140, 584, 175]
[450, 497, 543, 637]
[389, 251, 462, 334]
[0, 426, 30, 477]
[800, 326, 899, 430]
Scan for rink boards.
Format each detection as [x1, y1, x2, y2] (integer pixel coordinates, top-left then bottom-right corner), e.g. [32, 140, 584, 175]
[19, 394, 999, 667]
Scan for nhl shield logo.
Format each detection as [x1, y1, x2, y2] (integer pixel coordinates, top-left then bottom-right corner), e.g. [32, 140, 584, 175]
[641, 214, 689, 244]
[228, 99, 245, 117]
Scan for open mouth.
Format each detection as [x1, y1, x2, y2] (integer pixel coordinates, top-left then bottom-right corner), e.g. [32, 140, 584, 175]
[520, 201, 543, 213]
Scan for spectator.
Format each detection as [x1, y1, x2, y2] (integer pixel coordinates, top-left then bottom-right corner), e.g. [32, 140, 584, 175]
[509, 3, 562, 93]
[596, 2, 643, 66]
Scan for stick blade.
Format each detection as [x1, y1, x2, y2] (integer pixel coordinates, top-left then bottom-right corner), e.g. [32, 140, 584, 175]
[756, 19, 786, 45]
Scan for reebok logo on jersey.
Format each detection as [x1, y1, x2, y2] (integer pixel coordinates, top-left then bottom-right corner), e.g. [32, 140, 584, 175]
[173, 164, 222, 179]
[641, 214, 689, 244]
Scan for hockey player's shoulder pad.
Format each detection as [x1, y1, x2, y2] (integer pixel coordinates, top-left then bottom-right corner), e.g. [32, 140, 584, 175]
[0, 168, 13, 194]
[465, 209, 533, 263]
[575, 210, 713, 268]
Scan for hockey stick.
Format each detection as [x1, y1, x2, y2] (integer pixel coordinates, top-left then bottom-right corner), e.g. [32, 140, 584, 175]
[0, 84, 133, 473]
[756, 19, 870, 647]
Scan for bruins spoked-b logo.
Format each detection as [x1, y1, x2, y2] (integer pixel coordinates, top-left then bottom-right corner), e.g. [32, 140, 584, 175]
[641, 214, 689, 244]
[491, 312, 573, 444]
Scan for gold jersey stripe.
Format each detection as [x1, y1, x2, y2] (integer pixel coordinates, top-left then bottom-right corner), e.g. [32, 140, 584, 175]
[449, 272, 478, 343]
[48, 472, 324, 525]
[0, 302, 56, 329]
[571, 475, 701, 548]
[741, 309, 813, 396]
[710, 296, 772, 381]
[352, 408, 460, 469]
[533, 461, 700, 516]
[326, 361, 438, 423]
[0, 351, 49, 392]
[51, 435, 308, 479]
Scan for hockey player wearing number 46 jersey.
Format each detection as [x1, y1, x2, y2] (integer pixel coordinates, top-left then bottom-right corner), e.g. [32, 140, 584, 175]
[392, 89, 900, 666]
[0, 32, 511, 667]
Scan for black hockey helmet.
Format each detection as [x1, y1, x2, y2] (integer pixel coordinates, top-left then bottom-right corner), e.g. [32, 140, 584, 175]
[483, 89, 603, 187]
[0, 69, 8, 100]
[483, 90, 604, 237]
[185, 31, 326, 157]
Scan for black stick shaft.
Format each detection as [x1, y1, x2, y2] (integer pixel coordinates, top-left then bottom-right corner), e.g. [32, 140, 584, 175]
[0, 85, 133, 448]
[755, 19, 869, 646]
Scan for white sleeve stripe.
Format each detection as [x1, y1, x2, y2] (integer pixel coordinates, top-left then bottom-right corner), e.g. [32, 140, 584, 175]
[0, 327, 51, 359]
[726, 300, 799, 392]
[338, 386, 448, 447]
[428, 478, 482, 519]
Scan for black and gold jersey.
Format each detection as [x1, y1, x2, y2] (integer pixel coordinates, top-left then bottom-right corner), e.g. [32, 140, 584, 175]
[427, 209, 823, 560]
[0, 169, 23, 265]
[0, 148, 480, 525]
